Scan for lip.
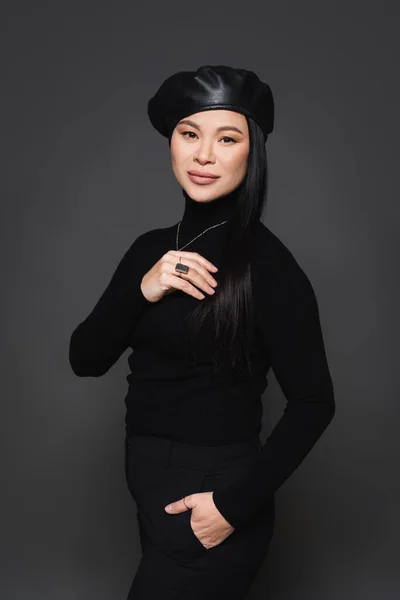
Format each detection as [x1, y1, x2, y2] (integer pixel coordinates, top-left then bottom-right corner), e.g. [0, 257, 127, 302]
[188, 170, 219, 178]
[187, 170, 220, 185]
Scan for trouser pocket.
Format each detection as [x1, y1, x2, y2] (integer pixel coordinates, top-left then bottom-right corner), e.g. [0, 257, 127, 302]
[126, 445, 208, 561]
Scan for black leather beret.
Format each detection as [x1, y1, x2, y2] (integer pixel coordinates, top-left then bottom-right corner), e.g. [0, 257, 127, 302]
[147, 65, 274, 143]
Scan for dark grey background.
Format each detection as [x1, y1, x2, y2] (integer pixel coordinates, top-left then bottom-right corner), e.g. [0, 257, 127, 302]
[2, 1, 398, 598]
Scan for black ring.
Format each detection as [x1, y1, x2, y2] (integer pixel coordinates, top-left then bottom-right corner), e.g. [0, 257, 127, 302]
[175, 262, 189, 274]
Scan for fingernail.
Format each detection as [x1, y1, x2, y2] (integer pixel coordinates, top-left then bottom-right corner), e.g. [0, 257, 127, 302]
[165, 505, 172, 512]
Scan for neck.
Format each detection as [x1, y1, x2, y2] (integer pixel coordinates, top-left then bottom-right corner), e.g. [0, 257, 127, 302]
[179, 185, 241, 245]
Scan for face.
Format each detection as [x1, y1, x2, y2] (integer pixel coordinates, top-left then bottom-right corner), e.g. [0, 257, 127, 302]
[170, 109, 250, 203]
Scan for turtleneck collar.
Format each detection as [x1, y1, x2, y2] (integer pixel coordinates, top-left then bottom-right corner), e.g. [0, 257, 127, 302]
[179, 184, 241, 244]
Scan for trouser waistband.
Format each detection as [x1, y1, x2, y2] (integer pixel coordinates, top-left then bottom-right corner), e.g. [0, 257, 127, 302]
[126, 434, 261, 471]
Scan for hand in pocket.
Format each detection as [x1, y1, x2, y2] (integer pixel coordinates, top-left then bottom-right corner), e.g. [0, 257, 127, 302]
[165, 490, 235, 550]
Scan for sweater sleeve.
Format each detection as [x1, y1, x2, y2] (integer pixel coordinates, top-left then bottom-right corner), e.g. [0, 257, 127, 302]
[69, 231, 154, 377]
[212, 239, 336, 529]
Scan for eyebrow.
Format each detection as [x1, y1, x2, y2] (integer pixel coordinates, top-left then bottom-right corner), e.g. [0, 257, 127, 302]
[177, 118, 244, 135]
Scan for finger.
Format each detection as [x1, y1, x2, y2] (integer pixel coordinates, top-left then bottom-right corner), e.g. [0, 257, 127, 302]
[168, 250, 218, 273]
[161, 271, 207, 300]
[177, 268, 216, 297]
[165, 496, 191, 514]
[164, 256, 218, 295]
[170, 255, 219, 289]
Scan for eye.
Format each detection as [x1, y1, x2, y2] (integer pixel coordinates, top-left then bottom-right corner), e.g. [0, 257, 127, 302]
[181, 131, 198, 139]
[179, 131, 237, 144]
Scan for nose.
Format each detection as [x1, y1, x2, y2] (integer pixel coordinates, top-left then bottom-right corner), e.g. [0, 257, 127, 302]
[193, 140, 215, 164]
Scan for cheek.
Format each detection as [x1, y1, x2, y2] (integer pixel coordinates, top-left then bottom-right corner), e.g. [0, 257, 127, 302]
[236, 146, 249, 173]
[170, 146, 191, 184]
[224, 149, 248, 174]
[171, 142, 192, 167]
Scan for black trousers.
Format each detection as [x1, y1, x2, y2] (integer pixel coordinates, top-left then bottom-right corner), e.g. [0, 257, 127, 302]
[124, 433, 275, 599]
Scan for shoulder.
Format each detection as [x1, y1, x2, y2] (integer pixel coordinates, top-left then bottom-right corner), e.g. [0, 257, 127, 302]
[112, 225, 174, 274]
[252, 220, 305, 275]
[251, 220, 316, 300]
[126, 223, 175, 253]
[133, 224, 171, 244]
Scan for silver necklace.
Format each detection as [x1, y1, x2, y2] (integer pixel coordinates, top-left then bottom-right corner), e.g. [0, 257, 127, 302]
[175, 219, 227, 251]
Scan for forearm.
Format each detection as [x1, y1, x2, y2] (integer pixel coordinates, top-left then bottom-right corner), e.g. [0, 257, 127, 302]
[212, 381, 335, 528]
[69, 232, 153, 377]
[69, 279, 151, 376]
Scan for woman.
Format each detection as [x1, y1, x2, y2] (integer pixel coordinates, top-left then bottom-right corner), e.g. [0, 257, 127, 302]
[69, 65, 335, 599]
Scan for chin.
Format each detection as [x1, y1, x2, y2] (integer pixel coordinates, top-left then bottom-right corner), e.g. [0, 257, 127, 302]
[184, 182, 225, 203]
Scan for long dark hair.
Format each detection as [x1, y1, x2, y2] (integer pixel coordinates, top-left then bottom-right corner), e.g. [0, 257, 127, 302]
[184, 116, 269, 378]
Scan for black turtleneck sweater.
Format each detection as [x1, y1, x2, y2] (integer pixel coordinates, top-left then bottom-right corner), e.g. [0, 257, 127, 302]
[69, 187, 335, 529]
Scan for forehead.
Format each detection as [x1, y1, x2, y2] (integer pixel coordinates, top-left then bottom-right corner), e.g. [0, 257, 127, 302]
[177, 109, 248, 132]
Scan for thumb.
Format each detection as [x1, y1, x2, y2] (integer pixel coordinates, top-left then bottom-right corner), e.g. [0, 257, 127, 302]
[165, 494, 193, 514]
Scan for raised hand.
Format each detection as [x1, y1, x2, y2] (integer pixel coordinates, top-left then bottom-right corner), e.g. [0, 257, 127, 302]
[140, 250, 219, 303]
